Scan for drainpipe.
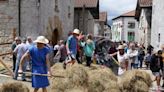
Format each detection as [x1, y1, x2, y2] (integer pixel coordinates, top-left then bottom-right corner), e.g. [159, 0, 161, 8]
[18, 0, 21, 36]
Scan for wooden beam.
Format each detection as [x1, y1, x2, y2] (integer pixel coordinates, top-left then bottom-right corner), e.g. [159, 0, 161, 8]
[0, 58, 13, 76]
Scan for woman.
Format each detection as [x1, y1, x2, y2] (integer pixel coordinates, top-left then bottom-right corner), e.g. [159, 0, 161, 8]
[19, 36, 52, 92]
[81, 34, 95, 67]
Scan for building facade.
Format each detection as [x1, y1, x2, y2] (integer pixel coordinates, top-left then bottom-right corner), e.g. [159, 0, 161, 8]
[135, 0, 152, 48]
[112, 11, 138, 42]
[151, 0, 164, 50]
[0, 0, 74, 58]
[74, 0, 99, 35]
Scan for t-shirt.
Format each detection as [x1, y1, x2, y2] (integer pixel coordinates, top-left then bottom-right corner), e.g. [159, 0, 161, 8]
[14, 43, 28, 59]
[117, 52, 128, 75]
[29, 46, 50, 66]
[83, 39, 95, 57]
[67, 35, 78, 56]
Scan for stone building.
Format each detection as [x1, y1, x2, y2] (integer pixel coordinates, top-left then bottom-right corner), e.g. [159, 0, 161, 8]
[151, 0, 164, 50]
[135, 0, 152, 48]
[112, 10, 138, 42]
[74, 0, 99, 35]
[99, 12, 107, 36]
[0, 0, 74, 56]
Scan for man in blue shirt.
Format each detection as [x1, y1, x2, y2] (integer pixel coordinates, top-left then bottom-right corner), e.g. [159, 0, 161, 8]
[63, 29, 80, 68]
[66, 29, 80, 57]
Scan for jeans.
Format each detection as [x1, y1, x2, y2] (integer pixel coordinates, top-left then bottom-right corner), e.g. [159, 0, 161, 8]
[14, 57, 27, 80]
[86, 56, 92, 67]
[12, 54, 16, 72]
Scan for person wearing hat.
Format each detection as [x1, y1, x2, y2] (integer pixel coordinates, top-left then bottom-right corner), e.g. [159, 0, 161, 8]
[66, 29, 80, 56]
[63, 29, 80, 68]
[19, 36, 51, 92]
[109, 45, 128, 75]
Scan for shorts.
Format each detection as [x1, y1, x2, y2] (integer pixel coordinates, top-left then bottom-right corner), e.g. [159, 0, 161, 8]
[152, 72, 161, 77]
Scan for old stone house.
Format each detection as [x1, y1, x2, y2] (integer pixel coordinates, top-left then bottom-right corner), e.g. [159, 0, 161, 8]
[112, 10, 138, 42]
[74, 0, 99, 35]
[135, 0, 152, 48]
[99, 12, 107, 36]
[151, 0, 164, 50]
[0, 0, 74, 56]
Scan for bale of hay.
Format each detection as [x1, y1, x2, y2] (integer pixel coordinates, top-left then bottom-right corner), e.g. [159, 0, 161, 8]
[50, 63, 89, 91]
[0, 81, 29, 92]
[66, 64, 88, 88]
[118, 69, 152, 92]
[65, 87, 88, 92]
[50, 63, 69, 92]
[87, 67, 119, 92]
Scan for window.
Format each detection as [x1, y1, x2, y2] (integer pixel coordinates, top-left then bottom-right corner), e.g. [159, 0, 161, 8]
[128, 32, 135, 41]
[55, 0, 59, 12]
[68, 6, 71, 18]
[158, 33, 160, 42]
[128, 22, 135, 29]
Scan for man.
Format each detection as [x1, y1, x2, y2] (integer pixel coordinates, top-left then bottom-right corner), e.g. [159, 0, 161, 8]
[138, 44, 145, 68]
[26, 36, 34, 70]
[11, 37, 21, 72]
[13, 38, 28, 81]
[19, 36, 51, 92]
[127, 43, 139, 69]
[66, 29, 80, 57]
[150, 50, 163, 90]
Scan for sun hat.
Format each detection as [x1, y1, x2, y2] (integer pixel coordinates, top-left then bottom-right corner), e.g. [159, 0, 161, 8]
[34, 36, 49, 44]
[117, 45, 125, 50]
[73, 29, 80, 35]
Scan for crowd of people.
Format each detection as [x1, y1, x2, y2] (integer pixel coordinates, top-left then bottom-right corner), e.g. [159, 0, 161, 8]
[11, 28, 164, 92]
[108, 41, 164, 91]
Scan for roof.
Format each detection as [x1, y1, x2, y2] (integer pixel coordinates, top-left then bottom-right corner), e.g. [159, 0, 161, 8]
[113, 10, 135, 20]
[75, 0, 98, 8]
[139, 0, 152, 7]
[99, 12, 107, 22]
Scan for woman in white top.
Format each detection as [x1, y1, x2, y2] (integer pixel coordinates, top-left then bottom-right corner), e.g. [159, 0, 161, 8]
[110, 45, 128, 75]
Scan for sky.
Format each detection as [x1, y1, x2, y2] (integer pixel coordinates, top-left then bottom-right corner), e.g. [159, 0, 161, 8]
[100, 0, 137, 21]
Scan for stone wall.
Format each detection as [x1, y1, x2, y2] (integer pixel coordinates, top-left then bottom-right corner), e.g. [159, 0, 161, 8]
[0, 0, 18, 58]
[138, 9, 151, 48]
[0, 0, 74, 60]
[151, 0, 164, 50]
[74, 9, 95, 35]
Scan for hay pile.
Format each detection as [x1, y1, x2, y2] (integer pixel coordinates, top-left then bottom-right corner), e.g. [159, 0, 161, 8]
[0, 81, 29, 92]
[50, 63, 152, 92]
[50, 63, 118, 92]
[118, 69, 152, 92]
[87, 68, 119, 92]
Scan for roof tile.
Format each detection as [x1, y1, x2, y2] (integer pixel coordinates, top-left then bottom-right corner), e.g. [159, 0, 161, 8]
[139, 0, 152, 7]
[75, 0, 98, 8]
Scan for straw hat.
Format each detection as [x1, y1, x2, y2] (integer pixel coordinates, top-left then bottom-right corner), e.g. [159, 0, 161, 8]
[161, 44, 164, 49]
[73, 29, 80, 35]
[34, 36, 49, 44]
[117, 45, 125, 50]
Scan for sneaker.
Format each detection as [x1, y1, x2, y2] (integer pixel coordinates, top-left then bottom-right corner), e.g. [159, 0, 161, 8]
[22, 79, 27, 81]
[63, 63, 66, 69]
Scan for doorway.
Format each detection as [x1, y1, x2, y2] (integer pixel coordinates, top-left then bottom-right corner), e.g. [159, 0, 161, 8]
[52, 28, 59, 46]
